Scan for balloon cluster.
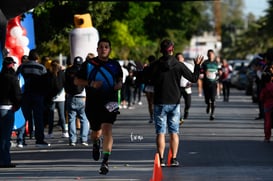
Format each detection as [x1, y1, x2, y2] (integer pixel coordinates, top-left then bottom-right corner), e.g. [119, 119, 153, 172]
[5, 16, 30, 65]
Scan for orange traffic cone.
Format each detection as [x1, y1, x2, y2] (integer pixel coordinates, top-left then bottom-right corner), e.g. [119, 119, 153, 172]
[11, 131, 17, 138]
[150, 153, 163, 181]
[25, 120, 29, 135]
[167, 148, 173, 167]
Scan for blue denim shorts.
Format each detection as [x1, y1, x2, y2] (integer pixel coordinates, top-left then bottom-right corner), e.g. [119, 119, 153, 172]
[153, 104, 180, 134]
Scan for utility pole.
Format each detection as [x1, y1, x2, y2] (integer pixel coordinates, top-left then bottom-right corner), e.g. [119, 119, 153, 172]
[214, 0, 221, 41]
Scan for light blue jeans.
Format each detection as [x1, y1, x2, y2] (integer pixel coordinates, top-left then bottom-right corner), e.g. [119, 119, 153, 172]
[154, 104, 180, 134]
[66, 95, 89, 143]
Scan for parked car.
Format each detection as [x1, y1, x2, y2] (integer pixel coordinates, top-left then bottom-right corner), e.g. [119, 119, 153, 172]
[230, 59, 249, 90]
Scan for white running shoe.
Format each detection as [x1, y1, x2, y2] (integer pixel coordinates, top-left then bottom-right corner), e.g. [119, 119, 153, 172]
[62, 132, 69, 138]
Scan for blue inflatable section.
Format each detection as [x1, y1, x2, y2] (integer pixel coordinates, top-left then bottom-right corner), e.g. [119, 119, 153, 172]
[13, 73, 25, 130]
[21, 12, 36, 49]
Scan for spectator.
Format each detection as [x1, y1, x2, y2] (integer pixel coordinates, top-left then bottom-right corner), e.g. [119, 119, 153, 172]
[219, 59, 232, 102]
[45, 60, 68, 139]
[254, 58, 266, 120]
[40, 56, 51, 134]
[215, 56, 222, 98]
[259, 63, 273, 142]
[120, 63, 129, 109]
[124, 70, 136, 109]
[142, 55, 156, 123]
[175, 53, 194, 125]
[0, 57, 22, 167]
[65, 56, 89, 146]
[146, 39, 203, 167]
[16, 55, 29, 147]
[133, 63, 144, 106]
[17, 49, 50, 147]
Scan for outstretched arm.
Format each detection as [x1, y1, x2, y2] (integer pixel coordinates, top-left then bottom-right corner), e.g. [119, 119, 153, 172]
[181, 55, 204, 83]
[194, 55, 204, 65]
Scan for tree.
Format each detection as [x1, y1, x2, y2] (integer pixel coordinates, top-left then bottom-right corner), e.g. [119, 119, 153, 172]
[144, 1, 209, 55]
[265, 0, 273, 36]
[213, 0, 246, 58]
[31, 1, 211, 63]
[33, 1, 115, 58]
[221, 0, 273, 59]
[106, 2, 159, 61]
[107, 1, 210, 61]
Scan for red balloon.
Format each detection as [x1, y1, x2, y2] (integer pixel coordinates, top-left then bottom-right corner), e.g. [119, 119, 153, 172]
[7, 16, 21, 28]
[5, 48, 14, 56]
[6, 16, 23, 42]
[13, 46, 24, 58]
[5, 36, 16, 48]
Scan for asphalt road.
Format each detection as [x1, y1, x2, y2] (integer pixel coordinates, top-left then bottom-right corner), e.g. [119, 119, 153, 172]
[1, 86, 273, 181]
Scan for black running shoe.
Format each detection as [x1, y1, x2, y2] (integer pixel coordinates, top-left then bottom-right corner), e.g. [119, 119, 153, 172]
[99, 162, 109, 175]
[210, 115, 215, 121]
[170, 158, 179, 167]
[160, 158, 166, 167]
[92, 139, 101, 161]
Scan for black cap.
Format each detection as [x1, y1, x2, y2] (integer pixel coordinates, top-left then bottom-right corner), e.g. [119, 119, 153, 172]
[73, 56, 83, 65]
[3, 57, 16, 65]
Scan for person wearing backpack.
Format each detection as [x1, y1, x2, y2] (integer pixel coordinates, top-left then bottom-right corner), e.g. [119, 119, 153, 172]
[64, 56, 89, 146]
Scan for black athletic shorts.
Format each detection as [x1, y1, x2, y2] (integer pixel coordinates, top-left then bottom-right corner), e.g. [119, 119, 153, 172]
[85, 103, 118, 131]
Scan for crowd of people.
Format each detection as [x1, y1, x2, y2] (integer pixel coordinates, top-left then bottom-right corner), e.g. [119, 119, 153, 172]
[0, 39, 121, 172]
[1, 37, 273, 174]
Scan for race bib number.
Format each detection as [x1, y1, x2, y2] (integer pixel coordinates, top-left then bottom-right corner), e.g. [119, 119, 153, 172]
[206, 71, 216, 80]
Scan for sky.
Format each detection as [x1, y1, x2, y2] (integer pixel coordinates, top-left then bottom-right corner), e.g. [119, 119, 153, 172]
[243, 0, 269, 18]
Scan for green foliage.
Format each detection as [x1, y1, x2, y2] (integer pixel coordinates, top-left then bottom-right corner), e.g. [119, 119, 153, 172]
[108, 2, 208, 61]
[31, 1, 210, 63]
[107, 2, 160, 61]
[265, 0, 273, 36]
[221, 0, 273, 59]
[33, 1, 115, 58]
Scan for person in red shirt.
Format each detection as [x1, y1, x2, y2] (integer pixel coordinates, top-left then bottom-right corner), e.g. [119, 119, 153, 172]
[259, 64, 273, 142]
[219, 59, 232, 102]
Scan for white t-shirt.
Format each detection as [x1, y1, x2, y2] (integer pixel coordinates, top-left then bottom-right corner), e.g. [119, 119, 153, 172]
[122, 66, 129, 83]
[53, 88, 66, 102]
[180, 61, 194, 87]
